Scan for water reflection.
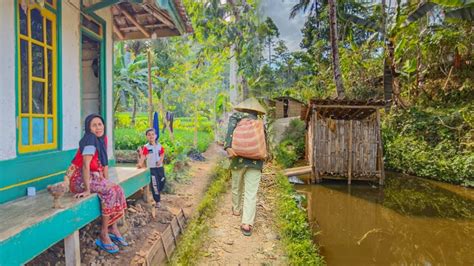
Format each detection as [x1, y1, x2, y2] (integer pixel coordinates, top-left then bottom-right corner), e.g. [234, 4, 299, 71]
[296, 173, 474, 265]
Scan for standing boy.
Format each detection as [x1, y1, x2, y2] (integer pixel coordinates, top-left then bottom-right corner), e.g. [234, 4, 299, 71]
[138, 128, 166, 208]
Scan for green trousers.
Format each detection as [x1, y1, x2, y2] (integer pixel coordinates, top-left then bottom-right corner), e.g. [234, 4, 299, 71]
[231, 167, 262, 226]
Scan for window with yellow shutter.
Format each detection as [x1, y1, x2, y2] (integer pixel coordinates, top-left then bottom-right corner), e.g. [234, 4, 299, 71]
[17, 2, 58, 153]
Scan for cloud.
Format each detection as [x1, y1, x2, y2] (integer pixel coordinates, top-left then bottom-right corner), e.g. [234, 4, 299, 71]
[260, 0, 307, 52]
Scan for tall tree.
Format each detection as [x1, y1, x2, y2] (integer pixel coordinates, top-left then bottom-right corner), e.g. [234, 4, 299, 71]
[327, 0, 345, 98]
[259, 17, 280, 65]
[291, 0, 346, 98]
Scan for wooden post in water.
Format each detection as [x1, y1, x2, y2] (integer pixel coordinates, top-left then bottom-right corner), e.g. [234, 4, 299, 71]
[348, 120, 353, 184]
[313, 110, 321, 183]
[376, 109, 385, 185]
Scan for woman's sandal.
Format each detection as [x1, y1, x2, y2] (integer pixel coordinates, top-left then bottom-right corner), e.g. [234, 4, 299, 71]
[109, 233, 129, 247]
[95, 238, 119, 254]
[240, 225, 252, 237]
[232, 207, 240, 216]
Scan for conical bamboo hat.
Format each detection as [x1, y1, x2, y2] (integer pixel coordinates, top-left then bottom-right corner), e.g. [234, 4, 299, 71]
[234, 97, 267, 114]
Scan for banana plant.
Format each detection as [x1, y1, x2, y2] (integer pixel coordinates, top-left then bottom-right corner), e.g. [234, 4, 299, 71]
[113, 42, 159, 125]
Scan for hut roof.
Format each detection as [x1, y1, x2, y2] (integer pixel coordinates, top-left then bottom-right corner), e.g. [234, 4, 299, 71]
[273, 96, 306, 105]
[306, 98, 387, 121]
[109, 0, 193, 40]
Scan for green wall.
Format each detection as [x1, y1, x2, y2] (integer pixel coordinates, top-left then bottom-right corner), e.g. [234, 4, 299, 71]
[0, 150, 77, 204]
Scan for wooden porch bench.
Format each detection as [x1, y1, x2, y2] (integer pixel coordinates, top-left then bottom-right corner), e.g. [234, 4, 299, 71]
[0, 167, 148, 265]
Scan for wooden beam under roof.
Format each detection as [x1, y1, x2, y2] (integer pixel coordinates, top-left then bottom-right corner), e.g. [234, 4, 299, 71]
[142, 4, 175, 29]
[113, 23, 125, 40]
[116, 5, 151, 38]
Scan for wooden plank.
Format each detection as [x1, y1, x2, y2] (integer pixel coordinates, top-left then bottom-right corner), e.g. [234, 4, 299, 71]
[314, 105, 382, 109]
[64, 230, 80, 266]
[283, 166, 312, 176]
[162, 226, 175, 257]
[160, 234, 170, 262]
[144, 231, 163, 265]
[169, 219, 178, 247]
[348, 120, 353, 184]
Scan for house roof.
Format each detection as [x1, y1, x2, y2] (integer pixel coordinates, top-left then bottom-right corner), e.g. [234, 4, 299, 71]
[306, 98, 387, 121]
[107, 0, 193, 40]
[273, 96, 306, 105]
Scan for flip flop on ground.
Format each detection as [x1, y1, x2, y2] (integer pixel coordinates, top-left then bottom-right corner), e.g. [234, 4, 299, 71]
[95, 238, 119, 254]
[109, 233, 129, 247]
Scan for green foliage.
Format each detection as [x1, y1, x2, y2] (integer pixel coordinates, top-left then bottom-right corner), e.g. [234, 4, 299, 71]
[274, 119, 307, 168]
[274, 172, 324, 265]
[170, 164, 230, 265]
[382, 106, 473, 185]
[275, 140, 300, 168]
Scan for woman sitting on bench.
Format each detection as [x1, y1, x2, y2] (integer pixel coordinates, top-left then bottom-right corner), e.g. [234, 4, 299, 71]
[67, 114, 128, 254]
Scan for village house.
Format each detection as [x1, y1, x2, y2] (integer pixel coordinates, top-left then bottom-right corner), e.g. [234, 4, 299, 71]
[0, 1, 191, 264]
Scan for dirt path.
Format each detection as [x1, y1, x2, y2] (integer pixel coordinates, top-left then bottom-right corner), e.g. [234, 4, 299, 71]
[163, 143, 227, 218]
[197, 167, 287, 265]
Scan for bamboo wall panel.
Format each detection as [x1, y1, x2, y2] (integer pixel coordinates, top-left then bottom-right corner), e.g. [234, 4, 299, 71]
[311, 113, 379, 181]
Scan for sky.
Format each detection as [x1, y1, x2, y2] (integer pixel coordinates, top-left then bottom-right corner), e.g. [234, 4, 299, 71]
[260, 0, 307, 52]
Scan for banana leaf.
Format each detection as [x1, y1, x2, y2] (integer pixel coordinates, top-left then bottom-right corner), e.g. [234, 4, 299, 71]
[445, 6, 474, 20]
[403, 2, 438, 26]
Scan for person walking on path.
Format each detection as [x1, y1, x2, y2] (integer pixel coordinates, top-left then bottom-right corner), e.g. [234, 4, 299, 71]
[137, 128, 166, 209]
[223, 97, 267, 236]
[67, 114, 128, 254]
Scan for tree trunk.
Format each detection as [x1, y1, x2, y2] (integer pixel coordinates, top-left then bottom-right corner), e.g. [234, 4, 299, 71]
[131, 97, 137, 126]
[193, 103, 198, 149]
[328, 0, 345, 98]
[241, 76, 249, 100]
[386, 40, 407, 108]
[229, 45, 239, 106]
[147, 50, 154, 127]
[268, 38, 271, 65]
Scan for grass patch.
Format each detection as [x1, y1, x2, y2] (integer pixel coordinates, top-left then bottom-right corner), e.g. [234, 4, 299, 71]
[274, 172, 325, 265]
[170, 163, 230, 265]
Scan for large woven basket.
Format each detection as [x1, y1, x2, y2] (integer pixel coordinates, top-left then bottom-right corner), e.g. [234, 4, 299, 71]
[231, 118, 267, 160]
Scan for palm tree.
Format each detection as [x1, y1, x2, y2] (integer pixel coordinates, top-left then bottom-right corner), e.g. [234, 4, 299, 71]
[290, 0, 345, 98]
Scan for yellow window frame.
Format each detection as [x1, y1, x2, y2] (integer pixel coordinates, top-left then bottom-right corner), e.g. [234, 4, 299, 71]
[17, 4, 58, 153]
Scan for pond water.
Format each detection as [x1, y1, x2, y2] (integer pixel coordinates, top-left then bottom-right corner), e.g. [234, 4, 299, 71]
[295, 172, 474, 265]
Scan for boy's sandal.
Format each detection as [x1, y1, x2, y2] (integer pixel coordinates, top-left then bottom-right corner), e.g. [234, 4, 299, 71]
[108, 233, 129, 247]
[240, 225, 252, 237]
[95, 238, 119, 254]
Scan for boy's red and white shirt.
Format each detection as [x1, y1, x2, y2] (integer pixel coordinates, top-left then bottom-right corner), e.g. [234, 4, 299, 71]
[141, 143, 165, 168]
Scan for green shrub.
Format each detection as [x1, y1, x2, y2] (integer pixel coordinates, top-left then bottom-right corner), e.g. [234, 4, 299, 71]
[275, 140, 300, 168]
[274, 119, 307, 168]
[382, 106, 473, 185]
[274, 172, 324, 265]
